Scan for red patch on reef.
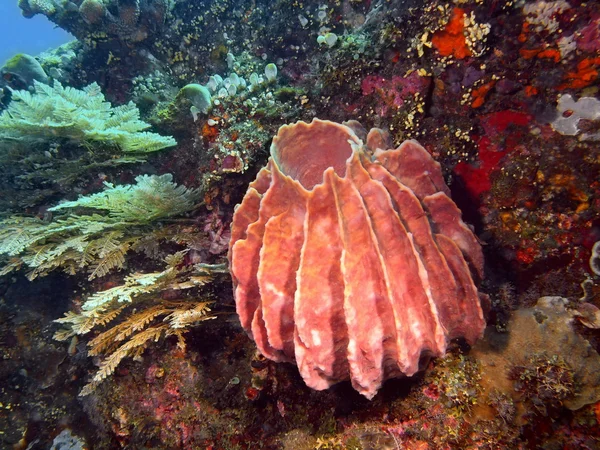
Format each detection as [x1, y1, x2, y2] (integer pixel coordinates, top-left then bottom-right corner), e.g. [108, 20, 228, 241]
[422, 384, 440, 400]
[245, 387, 260, 401]
[361, 72, 428, 99]
[201, 122, 219, 143]
[432, 8, 471, 59]
[454, 111, 531, 201]
[558, 57, 600, 90]
[537, 48, 561, 63]
[471, 81, 496, 108]
[516, 246, 536, 265]
[454, 137, 503, 199]
[519, 48, 541, 59]
[481, 110, 530, 140]
[520, 47, 561, 63]
[524, 85, 538, 97]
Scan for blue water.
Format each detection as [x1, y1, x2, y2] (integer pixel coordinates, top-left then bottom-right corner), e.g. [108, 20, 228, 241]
[0, 2, 73, 66]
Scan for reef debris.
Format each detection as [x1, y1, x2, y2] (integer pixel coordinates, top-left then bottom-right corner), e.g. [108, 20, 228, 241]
[474, 296, 600, 412]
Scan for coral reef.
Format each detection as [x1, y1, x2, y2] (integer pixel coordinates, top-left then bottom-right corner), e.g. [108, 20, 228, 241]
[2, 0, 600, 447]
[229, 119, 485, 399]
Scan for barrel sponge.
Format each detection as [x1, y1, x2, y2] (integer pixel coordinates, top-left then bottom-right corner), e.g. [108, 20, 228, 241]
[229, 119, 486, 399]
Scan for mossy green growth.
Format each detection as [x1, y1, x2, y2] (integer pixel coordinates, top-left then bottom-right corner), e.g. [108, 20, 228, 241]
[1, 53, 49, 86]
[3, 53, 27, 70]
[155, 83, 211, 129]
[274, 86, 305, 103]
[432, 354, 482, 414]
[510, 353, 577, 414]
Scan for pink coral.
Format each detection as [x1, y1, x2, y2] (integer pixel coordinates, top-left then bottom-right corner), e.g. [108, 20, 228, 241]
[228, 119, 485, 399]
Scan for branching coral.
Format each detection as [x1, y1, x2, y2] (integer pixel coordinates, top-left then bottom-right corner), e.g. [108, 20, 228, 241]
[0, 80, 176, 153]
[49, 173, 200, 221]
[54, 251, 219, 396]
[0, 174, 201, 280]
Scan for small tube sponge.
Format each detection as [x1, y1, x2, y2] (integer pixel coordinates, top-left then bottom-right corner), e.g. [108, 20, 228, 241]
[264, 63, 277, 82]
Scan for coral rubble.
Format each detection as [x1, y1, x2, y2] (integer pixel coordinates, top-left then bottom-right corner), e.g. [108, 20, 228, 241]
[475, 296, 600, 411]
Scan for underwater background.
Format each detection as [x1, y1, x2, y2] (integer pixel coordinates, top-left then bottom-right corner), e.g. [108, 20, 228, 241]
[0, 2, 72, 66]
[0, 0, 600, 448]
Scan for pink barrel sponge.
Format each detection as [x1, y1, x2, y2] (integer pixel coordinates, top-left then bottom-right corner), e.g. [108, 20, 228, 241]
[228, 119, 485, 399]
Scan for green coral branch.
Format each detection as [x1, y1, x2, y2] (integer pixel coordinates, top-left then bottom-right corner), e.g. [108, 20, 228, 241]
[0, 80, 177, 153]
[0, 174, 201, 279]
[49, 174, 201, 222]
[53, 251, 218, 396]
